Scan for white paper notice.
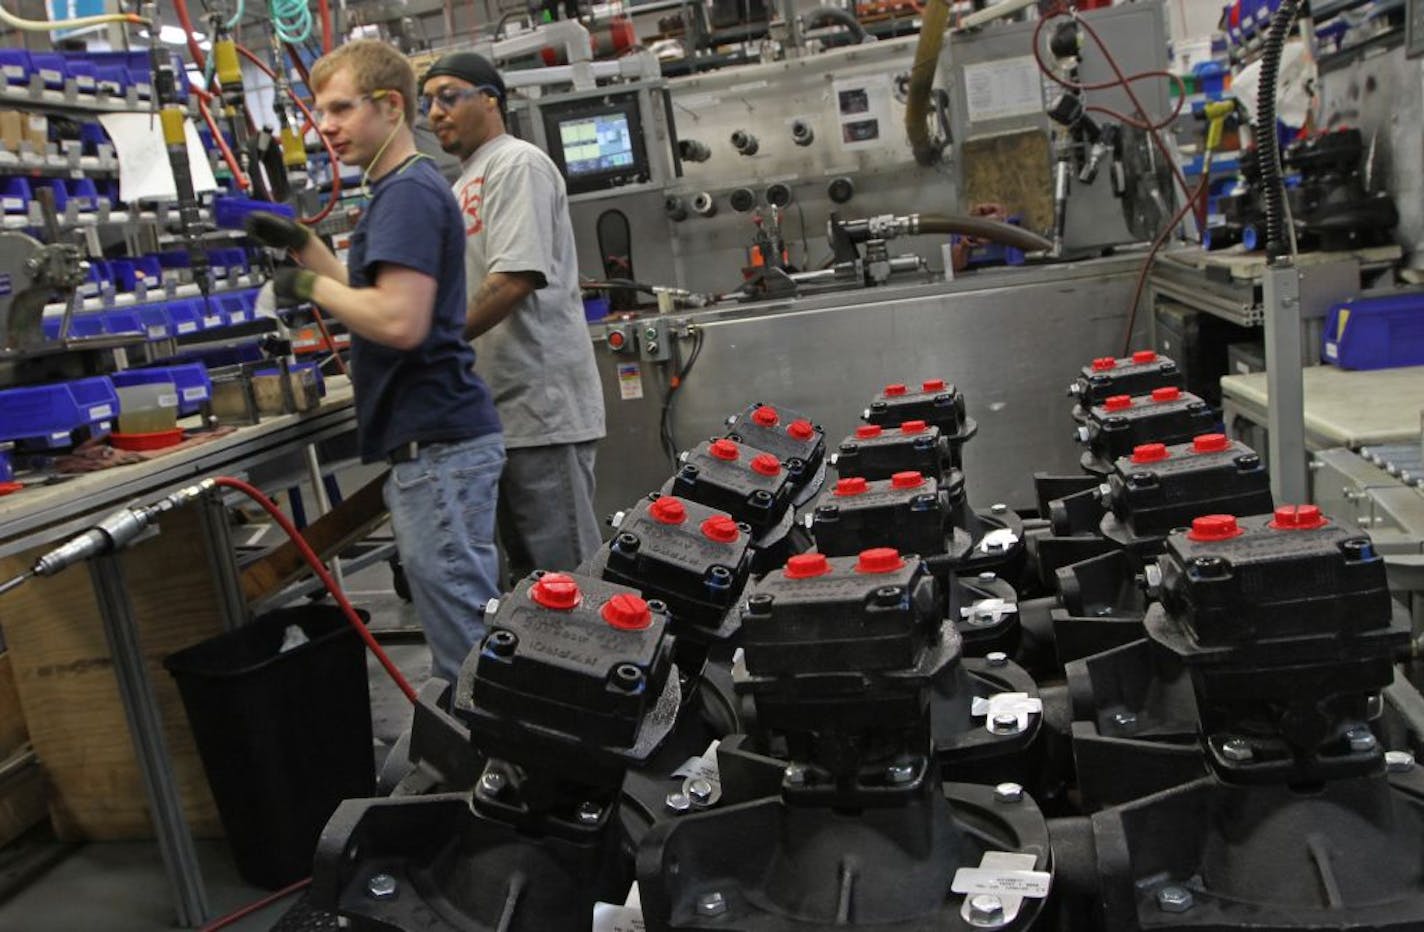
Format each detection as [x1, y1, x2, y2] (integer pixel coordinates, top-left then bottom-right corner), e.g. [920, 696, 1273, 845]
[592, 903, 645, 932]
[98, 112, 219, 203]
[963, 56, 1044, 123]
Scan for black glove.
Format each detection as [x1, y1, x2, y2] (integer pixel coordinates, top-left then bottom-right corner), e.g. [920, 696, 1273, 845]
[245, 211, 311, 251]
[272, 266, 317, 304]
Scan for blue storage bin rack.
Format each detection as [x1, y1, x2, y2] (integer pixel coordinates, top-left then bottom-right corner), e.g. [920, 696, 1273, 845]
[79, 259, 112, 299]
[1323, 293, 1424, 370]
[213, 196, 296, 230]
[168, 300, 204, 336]
[137, 305, 174, 340]
[111, 256, 161, 292]
[1, 178, 31, 215]
[32, 178, 67, 212]
[101, 308, 145, 337]
[66, 178, 99, 212]
[113, 364, 212, 416]
[218, 290, 257, 325]
[0, 376, 117, 447]
[66, 313, 106, 338]
[197, 298, 226, 331]
[66, 60, 98, 94]
[95, 64, 127, 96]
[0, 49, 30, 87]
[28, 53, 66, 90]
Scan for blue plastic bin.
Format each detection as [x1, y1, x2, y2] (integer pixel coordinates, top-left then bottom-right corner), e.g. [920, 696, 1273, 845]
[95, 64, 127, 96]
[0, 50, 30, 87]
[113, 364, 212, 416]
[28, 53, 66, 90]
[213, 196, 296, 230]
[66, 60, 98, 94]
[1323, 293, 1424, 370]
[1, 178, 31, 215]
[137, 305, 174, 340]
[168, 300, 204, 336]
[0, 376, 117, 447]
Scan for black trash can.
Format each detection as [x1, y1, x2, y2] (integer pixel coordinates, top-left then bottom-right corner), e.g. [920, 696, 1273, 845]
[164, 605, 375, 889]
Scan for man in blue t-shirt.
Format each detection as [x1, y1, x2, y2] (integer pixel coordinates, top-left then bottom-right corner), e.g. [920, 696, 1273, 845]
[245, 39, 503, 687]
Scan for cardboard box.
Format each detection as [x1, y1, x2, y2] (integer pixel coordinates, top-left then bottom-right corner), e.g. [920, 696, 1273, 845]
[22, 112, 47, 150]
[0, 110, 23, 152]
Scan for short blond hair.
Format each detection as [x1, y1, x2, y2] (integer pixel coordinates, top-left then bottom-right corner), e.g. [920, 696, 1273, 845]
[310, 39, 417, 126]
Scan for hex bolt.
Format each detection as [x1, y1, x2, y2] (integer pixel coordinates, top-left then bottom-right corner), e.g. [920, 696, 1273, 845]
[784, 763, 807, 786]
[993, 782, 1023, 803]
[885, 761, 915, 785]
[612, 663, 645, 693]
[696, 891, 728, 917]
[985, 651, 1009, 667]
[1113, 711, 1137, 730]
[575, 801, 602, 825]
[479, 770, 506, 795]
[366, 872, 397, 900]
[688, 778, 715, 806]
[1156, 885, 1194, 913]
[968, 893, 1005, 924]
[666, 791, 692, 813]
[486, 629, 517, 657]
[1347, 727, 1377, 752]
[1386, 750, 1416, 773]
[1221, 738, 1253, 762]
[990, 712, 1021, 734]
[615, 532, 640, 552]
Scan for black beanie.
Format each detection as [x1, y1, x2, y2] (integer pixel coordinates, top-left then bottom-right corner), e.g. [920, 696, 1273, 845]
[420, 52, 506, 109]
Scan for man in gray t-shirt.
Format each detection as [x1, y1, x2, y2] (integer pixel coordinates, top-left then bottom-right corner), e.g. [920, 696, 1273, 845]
[419, 52, 606, 581]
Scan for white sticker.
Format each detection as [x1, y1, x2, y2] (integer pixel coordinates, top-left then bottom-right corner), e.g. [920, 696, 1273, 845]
[182, 387, 207, 401]
[672, 739, 722, 789]
[963, 56, 1044, 123]
[75, 76, 96, 90]
[157, 393, 179, 408]
[88, 404, 113, 419]
[39, 69, 62, 85]
[2, 197, 21, 211]
[147, 325, 167, 339]
[1324, 341, 1338, 360]
[951, 867, 1052, 898]
[177, 322, 197, 334]
[592, 903, 645, 932]
[203, 315, 221, 328]
[617, 362, 644, 401]
[2, 65, 22, 79]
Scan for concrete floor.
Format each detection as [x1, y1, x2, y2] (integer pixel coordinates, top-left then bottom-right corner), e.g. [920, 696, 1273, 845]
[0, 533, 431, 931]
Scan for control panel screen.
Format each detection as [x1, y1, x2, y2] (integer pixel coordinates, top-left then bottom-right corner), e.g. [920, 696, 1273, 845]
[559, 113, 636, 178]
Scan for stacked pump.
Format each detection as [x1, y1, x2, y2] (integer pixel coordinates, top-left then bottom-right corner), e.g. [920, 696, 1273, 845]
[306, 353, 1423, 932]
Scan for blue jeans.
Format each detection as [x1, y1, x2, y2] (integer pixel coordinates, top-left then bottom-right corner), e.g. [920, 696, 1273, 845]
[384, 433, 505, 686]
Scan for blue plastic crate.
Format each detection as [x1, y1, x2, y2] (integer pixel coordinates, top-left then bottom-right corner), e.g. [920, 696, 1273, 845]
[28, 53, 66, 90]
[1, 177, 30, 215]
[196, 298, 226, 331]
[213, 196, 296, 230]
[0, 376, 116, 447]
[167, 299, 204, 336]
[0, 49, 30, 86]
[136, 305, 174, 340]
[101, 308, 146, 337]
[1323, 293, 1424, 370]
[66, 59, 98, 95]
[95, 64, 127, 96]
[67, 312, 106, 338]
[113, 363, 212, 416]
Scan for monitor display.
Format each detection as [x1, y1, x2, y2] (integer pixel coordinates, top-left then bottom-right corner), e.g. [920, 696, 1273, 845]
[558, 113, 636, 178]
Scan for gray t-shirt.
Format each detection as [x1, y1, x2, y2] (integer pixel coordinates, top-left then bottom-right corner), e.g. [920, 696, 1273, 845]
[453, 133, 605, 449]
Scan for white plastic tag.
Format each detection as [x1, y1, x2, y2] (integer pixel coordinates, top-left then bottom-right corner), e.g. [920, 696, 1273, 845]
[951, 868, 1052, 898]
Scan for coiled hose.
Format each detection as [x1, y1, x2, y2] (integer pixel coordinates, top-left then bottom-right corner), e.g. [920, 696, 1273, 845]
[1255, 0, 1302, 260]
[270, 0, 314, 44]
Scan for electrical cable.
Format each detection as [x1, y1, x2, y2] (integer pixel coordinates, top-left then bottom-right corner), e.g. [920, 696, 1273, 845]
[211, 475, 419, 703]
[199, 877, 311, 932]
[1256, 0, 1302, 260]
[0, 2, 145, 30]
[223, 0, 245, 30]
[659, 327, 705, 466]
[196, 93, 251, 190]
[1118, 171, 1210, 356]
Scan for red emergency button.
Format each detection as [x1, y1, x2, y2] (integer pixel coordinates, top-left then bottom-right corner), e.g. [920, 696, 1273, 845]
[1192, 434, 1230, 454]
[751, 453, 782, 476]
[922, 378, 946, 392]
[1091, 356, 1117, 371]
[891, 471, 925, 489]
[1151, 386, 1181, 403]
[709, 438, 740, 461]
[884, 383, 908, 396]
[785, 553, 830, 579]
[900, 420, 928, 435]
[1131, 443, 1169, 464]
[856, 547, 905, 574]
[834, 477, 869, 496]
[1269, 504, 1328, 530]
[751, 405, 780, 427]
[602, 593, 652, 630]
[607, 330, 626, 350]
[530, 572, 581, 609]
[856, 424, 883, 439]
[701, 515, 740, 543]
[1132, 350, 1158, 364]
[787, 419, 815, 440]
[650, 496, 687, 525]
[1187, 515, 1243, 542]
[1104, 395, 1132, 412]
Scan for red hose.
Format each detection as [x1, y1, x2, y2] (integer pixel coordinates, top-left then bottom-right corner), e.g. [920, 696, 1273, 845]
[199, 877, 311, 932]
[173, 0, 209, 80]
[197, 96, 250, 191]
[211, 476, 419, 703]
[235, 43, 343, 226]
[319, 0, 335, 53]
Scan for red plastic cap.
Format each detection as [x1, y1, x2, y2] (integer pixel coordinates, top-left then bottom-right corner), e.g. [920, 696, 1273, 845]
[531, 573, 581, 609]
[856, 424, 883, 439]
[709, 438, 740, 461]
[900, 420, 928, 435]
[856, 547, 905, 574]
[751, 405, 780, 427]
[0, 482, 21, 497]
[1104, 395, 1132, 412]
[1187, 514, 1243, 542]
[650, 496, 687, 525]
[785, 553, 831, 579]
[1151, 386, 1182, 403]
[602, 593, 653, 630]
[1131, 443, 1169, 464]
[1270, 504, 1328, 530]
[751, 453, 782, 476]
[891, 470, 925, 489]
[834, 477, 869, 497]
[1192, 433, 1230, 454]
[787, 419, 815, 440]
[1131, 350, 1158, 364]
[1091, 356, 1118, 371]
[922, 378, 946, 392]
[884, 383, 908, 396]
[701, 515, 740, 543]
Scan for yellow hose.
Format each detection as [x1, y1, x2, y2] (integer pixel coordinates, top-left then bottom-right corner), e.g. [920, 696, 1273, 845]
[0, 4, 147, 31]
[905, 0, 951, 166]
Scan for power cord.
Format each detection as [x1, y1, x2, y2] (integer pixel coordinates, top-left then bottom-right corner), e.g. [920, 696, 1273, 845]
[659, 326, 705, 467]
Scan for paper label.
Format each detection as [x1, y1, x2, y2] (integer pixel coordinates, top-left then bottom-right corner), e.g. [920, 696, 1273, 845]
[592, 903, 645, 932]
[2, 65, 23, 79]
[203, 315, 222, 328]
[158, 393, 179, 408]
[963, 56, 1044, 123]
[147, 325, 167, 339]
[89, 404, 113, 419]
[182, 386, 207, 401]
[617, 362, 644, 401]
[951, 868, 1052, 898]
[177, 322, 197, 334]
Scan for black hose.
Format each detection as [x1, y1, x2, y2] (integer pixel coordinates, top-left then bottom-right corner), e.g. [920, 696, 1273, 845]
[905, 0, 951, 165]
[915, 213, 1054, 254]
[1255, 0, 1301, 260]
[805, 5, 869, 44]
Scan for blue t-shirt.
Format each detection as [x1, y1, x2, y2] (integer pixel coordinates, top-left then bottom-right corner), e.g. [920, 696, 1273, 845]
[346, 155, 500, 462]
